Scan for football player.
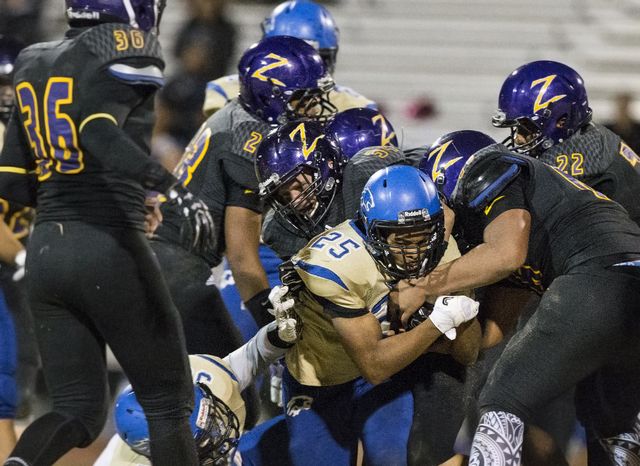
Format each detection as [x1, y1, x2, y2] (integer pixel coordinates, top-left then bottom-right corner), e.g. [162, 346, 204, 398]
[257, 118, 406, 261]
[396, 134, 640, 465]
[202, 0, 376, 117]
[271, 165, 479, 465]
[94, 320, 294, 466]
[0, 0, 215, 463]
[493, 60, 640, 227]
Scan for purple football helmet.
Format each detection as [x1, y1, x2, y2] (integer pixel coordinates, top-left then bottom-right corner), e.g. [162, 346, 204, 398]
[255, 120, 347, 238]
[238, 36, 337, 125]
[326, 108, 398, 159]
[0, 36, 23, 124]
[418, 130, 496, 203]
[492, 60, 592, 157]
[65, 0, 166, 32]
[261, 0, 339, 74]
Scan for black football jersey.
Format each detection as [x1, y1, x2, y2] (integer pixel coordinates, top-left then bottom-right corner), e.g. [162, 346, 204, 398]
[539, 123, 640, 226]
[263, 145, 408, 260]
[3, 23, 164, 229]
[157, 98, 272, 266]
[455, 148, 640, 294]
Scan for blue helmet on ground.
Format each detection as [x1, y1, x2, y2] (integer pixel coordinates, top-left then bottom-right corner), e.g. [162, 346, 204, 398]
[326, 108, 398, 159]
[418, 130, 496, 203]
[359, 165, 446, 280]
[238, 36, 337, 125]
[65, 0, 166, 32]
[261, 0, 339, 74]
[492, 60, 592, 156]
[256, 120, 347, 239]
[114, 382, 240, 463]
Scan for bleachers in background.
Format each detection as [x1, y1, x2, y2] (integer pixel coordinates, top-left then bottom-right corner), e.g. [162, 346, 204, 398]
[98, 0, 640, 148]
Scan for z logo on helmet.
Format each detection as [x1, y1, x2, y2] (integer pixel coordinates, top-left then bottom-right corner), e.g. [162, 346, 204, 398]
[252, 53, 289, 86]
[428, 140, 462, 183]
[361, 186, 375, 212]
[289, 123, 325, 160]
[531, 75, 566, 113]
[372, 114, 396, 146]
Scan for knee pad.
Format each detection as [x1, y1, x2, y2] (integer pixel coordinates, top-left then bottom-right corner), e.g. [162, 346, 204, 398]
[600, 412, 640, 464]
[0, 371, 18, 418]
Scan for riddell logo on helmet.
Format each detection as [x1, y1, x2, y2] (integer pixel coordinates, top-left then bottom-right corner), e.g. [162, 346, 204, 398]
[398, 209, 429, 223]
[67, 10, 100, 19]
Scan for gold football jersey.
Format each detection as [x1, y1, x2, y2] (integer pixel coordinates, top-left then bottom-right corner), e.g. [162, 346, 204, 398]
[202, 75, 377, 117]
[285, 220, 465, 387]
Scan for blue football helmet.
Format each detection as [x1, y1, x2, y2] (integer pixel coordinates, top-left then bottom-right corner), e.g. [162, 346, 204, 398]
[65, 0, 165, 32]
[326, 108, 398, 159]
[262, 0, 339, 74]
[360, 165, 446, 279]
[0, 36, 23, 124]
[492, 60, 592, 157]
[114, 383, 240, 463]
[418, 130, 496, 203]
[256, 120, 347, 238]
[238, 36, 337, 125]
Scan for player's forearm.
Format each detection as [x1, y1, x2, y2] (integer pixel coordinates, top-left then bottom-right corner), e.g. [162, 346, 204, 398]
[224, 322, 286, 392]
[356, 320, 444, 386]
[414, 241, 518, 298]
[0, 221, 24, 264]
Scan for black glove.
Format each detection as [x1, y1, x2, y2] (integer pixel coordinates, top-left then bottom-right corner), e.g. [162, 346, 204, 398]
[165, 183, 216, 258]
[278, 260, 304, 296]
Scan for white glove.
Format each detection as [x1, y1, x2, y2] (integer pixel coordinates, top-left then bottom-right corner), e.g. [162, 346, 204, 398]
[428, 295, 479, 340]
[269, 361, 285, 407]
[12, 250, 26, 282]
[268, 285, 301, 343]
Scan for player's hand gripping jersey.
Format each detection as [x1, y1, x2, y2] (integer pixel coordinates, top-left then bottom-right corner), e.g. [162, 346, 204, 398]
[285, 219, 464, 386]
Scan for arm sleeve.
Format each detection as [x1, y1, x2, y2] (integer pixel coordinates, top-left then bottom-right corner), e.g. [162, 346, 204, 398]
[0, 107, 39, 206]
[222, 322, 287, 392]
[225, 174, 262, 213]
[78, 65, 176, 191]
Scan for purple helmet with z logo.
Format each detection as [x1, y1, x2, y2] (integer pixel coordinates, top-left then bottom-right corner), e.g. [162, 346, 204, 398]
[65, 0, 166, 32]
[418, 130, 496, 203]
[255, 120, 347, 238]
[238, 36, 336, 125]
[492, 60, 592, 157]
[326, 108, 398, 159]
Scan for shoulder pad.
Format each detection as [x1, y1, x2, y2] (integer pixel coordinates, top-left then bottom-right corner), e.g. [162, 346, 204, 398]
[81, 23, 164, 70]
[450, 144, 530, 212]
[203, 74, 240, 117]
[350, 145, 405, 163]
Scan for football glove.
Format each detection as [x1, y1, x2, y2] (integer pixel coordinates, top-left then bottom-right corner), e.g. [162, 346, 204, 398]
[427, 295, 479, 340]
[268, 285, 302, 343]
[165, 183, 216, 259]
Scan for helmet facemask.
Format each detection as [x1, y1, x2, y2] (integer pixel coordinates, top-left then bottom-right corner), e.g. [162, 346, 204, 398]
[282, 79, 337, 125]
[364, 210, 446, 280]
[493, 111, 553, 157]
[194, 383, 241, 466]
[262, 164, 336, 239]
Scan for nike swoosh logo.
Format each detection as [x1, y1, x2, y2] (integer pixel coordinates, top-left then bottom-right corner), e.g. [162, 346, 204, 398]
[245, 189, 255, 194]
[484, 196, 505, 215]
